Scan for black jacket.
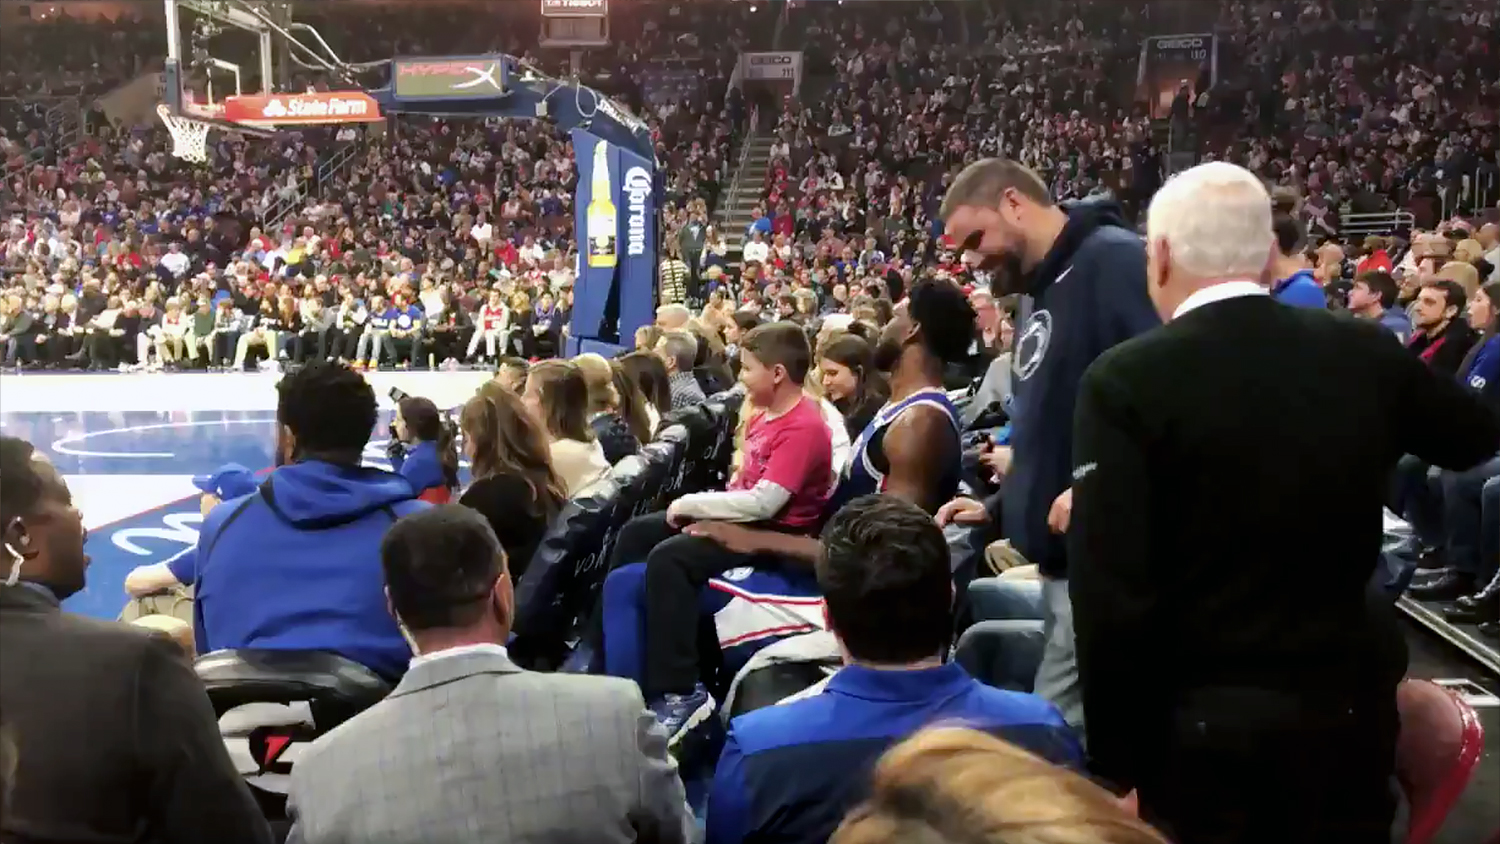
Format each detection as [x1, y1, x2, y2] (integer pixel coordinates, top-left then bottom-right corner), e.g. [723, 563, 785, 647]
[0, 585, 272, 844]
[1407, 318, 1476, 379]
[590, 412, 640, 465]
[991, 200, 1160, 578]
[1068, 294, 1500, 790]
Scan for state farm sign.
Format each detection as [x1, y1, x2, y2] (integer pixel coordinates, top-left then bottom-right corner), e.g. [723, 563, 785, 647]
[222, 91, 383, 125]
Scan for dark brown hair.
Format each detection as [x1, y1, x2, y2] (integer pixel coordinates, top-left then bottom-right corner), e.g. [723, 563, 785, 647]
[527, 359, 594, 443]
[611, 360, 655, 444]
[619, 351, 672, 412]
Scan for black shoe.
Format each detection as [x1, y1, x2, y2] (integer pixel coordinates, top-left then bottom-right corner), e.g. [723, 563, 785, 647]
[1443, 591, 1499, 625]
[1477, 620, 1500, 640]
[1408, 571, 1478, 602]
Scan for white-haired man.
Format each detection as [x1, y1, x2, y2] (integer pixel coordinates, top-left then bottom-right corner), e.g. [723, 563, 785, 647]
[1066, 162, 1500, 844]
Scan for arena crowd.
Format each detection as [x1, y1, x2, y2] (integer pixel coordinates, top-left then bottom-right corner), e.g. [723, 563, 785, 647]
[1, 1, 1498, 844]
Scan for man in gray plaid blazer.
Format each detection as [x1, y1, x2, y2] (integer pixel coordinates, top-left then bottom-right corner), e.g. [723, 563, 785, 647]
[285, 506, 696, 844]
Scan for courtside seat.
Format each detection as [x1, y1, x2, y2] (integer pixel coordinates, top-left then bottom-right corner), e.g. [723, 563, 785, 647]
[195, 649, 394, 823]
[640, 436, 683, 514]
[653, 423, 691, 501]
[662, 405, 717, 496]
[195, 649, 392, 717]
[705, 390, 744, 487]
[511, 476, 622, 669]
[609, 454, 653, 538]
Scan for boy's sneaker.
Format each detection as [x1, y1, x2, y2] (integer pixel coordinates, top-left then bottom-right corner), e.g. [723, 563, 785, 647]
[649, 684, 714, 747]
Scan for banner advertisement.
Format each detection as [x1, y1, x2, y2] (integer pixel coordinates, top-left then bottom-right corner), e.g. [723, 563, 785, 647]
[740, 51, 802, 82]
[570, 129, 657, 352]
[392, 55, 507, 101]
[222, 91, 383, 125]
[1136, 33, 1216, 119]
[542, 0, 607, 15]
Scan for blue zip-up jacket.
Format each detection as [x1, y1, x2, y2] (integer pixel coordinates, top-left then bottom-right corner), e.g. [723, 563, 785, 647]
[1377, 308, 1413, 343]
[704, 663, 1081, 844]
[192, 460, 428, 680]
[992, 201, 1160, 578]
[1272, 269, 1326, 309]
[1462, 335, 1500, 401]
[390, 439, 447, 497]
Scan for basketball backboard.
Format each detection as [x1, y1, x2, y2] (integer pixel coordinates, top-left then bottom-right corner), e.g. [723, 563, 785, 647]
[162, 0, 289, 118]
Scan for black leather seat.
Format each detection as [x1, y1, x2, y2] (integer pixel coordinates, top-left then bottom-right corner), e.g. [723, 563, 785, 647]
[639, 438, 680, 513]
[652, 423, 690, 501]
[609, 454, 652, 535]
[511, 476, 621, 668]
[705, 391, 744, 486]
[195, 648, 393, 716]
[662, 405, 718, 496]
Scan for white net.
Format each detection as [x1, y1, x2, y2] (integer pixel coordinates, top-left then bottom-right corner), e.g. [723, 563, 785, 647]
[157, 104, 212, 163]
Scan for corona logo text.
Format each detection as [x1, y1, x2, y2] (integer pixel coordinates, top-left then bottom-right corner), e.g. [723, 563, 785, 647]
[624, 166, 652, 257]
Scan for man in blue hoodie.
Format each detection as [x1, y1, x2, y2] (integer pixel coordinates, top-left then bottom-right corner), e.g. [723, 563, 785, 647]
[1270, 213, 1327, 309]
[937, 159, 1159, 732]
[193, 362, 427, 680]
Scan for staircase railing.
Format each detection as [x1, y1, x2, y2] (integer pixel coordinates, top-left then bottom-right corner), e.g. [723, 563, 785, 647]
[2, 96, 82, 178]
[260, 136, 363, 231]
[718, 106, 760, 226]
[1338, 209, 1416, 239]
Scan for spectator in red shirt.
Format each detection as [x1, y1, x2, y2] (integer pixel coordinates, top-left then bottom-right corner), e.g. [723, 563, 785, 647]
[1356, 236, 1395, 276]
[604, 322, 832, 742]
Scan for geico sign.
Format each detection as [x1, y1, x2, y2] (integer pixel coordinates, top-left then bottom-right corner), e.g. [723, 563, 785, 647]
[624, 166, 651, 257]
[750, 54, 793, 65]
[1155, 37, 1206, 50]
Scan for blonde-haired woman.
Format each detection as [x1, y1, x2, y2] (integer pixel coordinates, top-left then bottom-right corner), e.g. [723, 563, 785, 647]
[522, 359, 612, 495]
[574, 352, 639, 463]
[833, 727, 1164, 844]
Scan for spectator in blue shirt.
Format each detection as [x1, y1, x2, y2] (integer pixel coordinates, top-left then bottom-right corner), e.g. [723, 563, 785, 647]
[388, 396, 459, 503]
[1270, 213, 1327, 309]
[193, 362, 428, 680]
[122, 463, 260, 599]
[1348, 270, 1412, 342]
[704, 495, 1080, 844]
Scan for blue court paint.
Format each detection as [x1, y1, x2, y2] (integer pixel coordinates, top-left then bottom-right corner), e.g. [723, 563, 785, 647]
[3, 402, 472, 620]
[2, 410, 408, 476]
[71, 494, 202, 620]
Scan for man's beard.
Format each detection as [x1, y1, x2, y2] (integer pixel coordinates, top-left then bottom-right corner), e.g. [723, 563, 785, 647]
[872, 335, 904, 373]
[986, 251, 1029, 298]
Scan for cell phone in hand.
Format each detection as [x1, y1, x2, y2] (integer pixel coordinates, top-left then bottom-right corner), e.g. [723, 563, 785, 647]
[389, 387, 410, 404]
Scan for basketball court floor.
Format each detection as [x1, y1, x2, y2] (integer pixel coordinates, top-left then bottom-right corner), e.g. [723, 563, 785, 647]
[0, 370, 1496, 838]
[0, 370, 486, 620]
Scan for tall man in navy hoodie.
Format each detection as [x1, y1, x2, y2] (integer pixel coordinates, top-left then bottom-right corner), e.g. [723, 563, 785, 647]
[194, 362, 428, 680]
[938, 159, 1159, 732]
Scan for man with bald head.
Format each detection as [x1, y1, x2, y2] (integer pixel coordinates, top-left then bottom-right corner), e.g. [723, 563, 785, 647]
[1068, 162, 1500, 844]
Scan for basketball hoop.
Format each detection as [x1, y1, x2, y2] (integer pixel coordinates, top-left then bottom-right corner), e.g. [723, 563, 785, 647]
[157, 104, 212, 163]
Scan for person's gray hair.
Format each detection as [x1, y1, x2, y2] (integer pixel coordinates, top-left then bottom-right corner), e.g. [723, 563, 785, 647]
[656, 303, 691, 327]
[939, 158, 1054, 222]
[659, 330, 698, 372]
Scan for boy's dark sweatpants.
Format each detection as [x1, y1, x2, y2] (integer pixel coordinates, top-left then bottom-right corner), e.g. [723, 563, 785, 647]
[609, 512, 763, 699]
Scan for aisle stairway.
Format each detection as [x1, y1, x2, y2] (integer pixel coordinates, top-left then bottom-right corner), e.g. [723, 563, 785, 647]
[712, 132, 774, 269]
